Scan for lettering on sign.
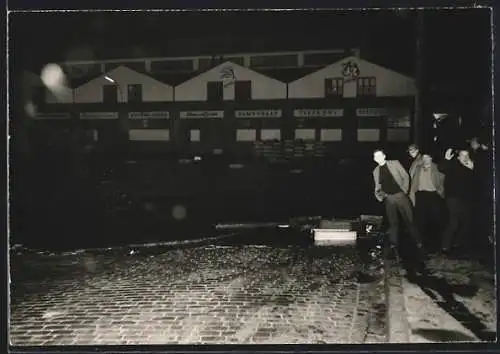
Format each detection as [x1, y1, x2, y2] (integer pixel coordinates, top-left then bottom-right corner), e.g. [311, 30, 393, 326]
[356, 108, 388, 117]
[80, 112, 119, 120]
[128, 111, 170, 119]
[341, 61, 360, 82]
[220, 66, 236, 87]
[388, 115, 411, 128]
[235, 110, 282, 118]
[180, 111, 224, 119]
[34, 113, 71, 119]
[293, 109, 344, 118]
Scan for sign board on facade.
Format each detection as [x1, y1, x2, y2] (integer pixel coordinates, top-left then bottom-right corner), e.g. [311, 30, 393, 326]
[180, 111, 224, 119]
[235, 110, 282, 118]
[387, 115, 411, 128]
[128, 111, 170, 119]
[356, 108, 388, 117]
[293, 109, 344, 118]
[34, 113, 71, 119]
[80, 112, 119, 120]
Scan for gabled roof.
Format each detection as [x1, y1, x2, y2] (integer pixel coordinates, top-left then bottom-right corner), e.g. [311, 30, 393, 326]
[310, 56, 415, 81]
[176, 60, 286, 87]
[71, 65, 175, 89]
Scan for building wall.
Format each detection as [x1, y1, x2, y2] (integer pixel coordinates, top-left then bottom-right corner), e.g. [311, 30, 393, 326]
[31, 96, 413, 158]
[175, 62, 287, 101]
[288, 56, 416, 99]
[30, 57, 415, 156]
[73, 66, 174, 103]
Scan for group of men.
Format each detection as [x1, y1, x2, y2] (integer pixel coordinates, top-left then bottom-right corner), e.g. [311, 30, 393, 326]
[372, 137, 492, 277]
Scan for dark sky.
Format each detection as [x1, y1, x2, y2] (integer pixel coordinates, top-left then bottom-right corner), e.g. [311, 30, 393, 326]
[10, 9, 491, 95]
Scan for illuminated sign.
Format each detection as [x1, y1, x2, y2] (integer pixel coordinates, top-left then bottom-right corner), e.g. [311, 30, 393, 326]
[180, 111, 224, 119]
[80, 112, 119, 119]
[128, 111, 170, 119]
[235, 110, 282, 118]
[293, 109, 344, 118]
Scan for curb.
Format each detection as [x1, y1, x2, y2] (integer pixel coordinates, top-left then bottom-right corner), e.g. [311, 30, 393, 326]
[384, 250, 411, 343]
[11, 232, 239, 257]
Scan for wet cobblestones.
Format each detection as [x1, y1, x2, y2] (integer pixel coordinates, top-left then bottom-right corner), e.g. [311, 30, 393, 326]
[10, 243, 385, 345]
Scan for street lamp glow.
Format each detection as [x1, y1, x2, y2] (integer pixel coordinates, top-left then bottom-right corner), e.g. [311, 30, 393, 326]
[104, 76, 115, 83]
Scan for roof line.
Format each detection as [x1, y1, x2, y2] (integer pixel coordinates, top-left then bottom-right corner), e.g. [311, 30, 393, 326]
[59, 48, 355, 65]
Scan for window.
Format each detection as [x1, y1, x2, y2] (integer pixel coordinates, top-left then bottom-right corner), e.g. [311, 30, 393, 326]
[320, 129, 343, 142]
[235, 81, 252, 101]
[357, 129, 380, 142]
[357, 77, 377, 96]
[190, 129, 201, 142]
[236, 129, 257, 142]
[207, 81, 223, 102]
[295, 129, 316, 140]
[128, 84, 142, 103]
[103, 85, 118, 103]
[129, 129, 170, 141]
[261, 129, 281, 141]
[325, 78, 344, 97]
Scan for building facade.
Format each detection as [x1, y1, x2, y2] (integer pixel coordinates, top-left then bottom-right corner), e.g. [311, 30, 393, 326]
[25, 50, 417, 159]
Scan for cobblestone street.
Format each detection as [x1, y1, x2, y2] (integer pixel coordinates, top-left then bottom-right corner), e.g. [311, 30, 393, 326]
[9, 234, 386, 345]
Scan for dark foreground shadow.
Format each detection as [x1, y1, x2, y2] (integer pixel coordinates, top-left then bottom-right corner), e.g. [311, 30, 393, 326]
[411, 328, 479, 342]
[410, 273, 496, 342]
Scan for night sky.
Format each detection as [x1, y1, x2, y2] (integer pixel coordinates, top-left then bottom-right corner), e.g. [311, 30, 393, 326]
[10, 9, 491, 96]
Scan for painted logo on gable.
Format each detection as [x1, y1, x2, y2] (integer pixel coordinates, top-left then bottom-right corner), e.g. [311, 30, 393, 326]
[341, 61, 360, 82]
[220, 66, 236, 87]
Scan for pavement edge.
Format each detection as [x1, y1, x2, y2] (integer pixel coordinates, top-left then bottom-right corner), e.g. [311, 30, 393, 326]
[384, 250, 410, 343]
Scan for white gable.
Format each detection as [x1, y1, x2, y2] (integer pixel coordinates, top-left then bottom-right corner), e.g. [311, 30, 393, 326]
[175, 61, 287, 101]
[288, 56, 416, 99]
[74, 66, 174, 103]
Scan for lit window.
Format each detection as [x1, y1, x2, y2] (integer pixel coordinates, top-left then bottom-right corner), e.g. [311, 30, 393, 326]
[320, 129, 342, 142]
[190, 129, 200, 142]
[295, 129, 316, 140]
[261, 129, 281, 141]
[357, 129, 380, 142]
[129, 129, 170, 141]
[236, 129, 256, 142]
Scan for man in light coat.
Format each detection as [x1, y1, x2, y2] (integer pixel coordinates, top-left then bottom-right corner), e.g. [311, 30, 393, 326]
[373, 149, 424, 251]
